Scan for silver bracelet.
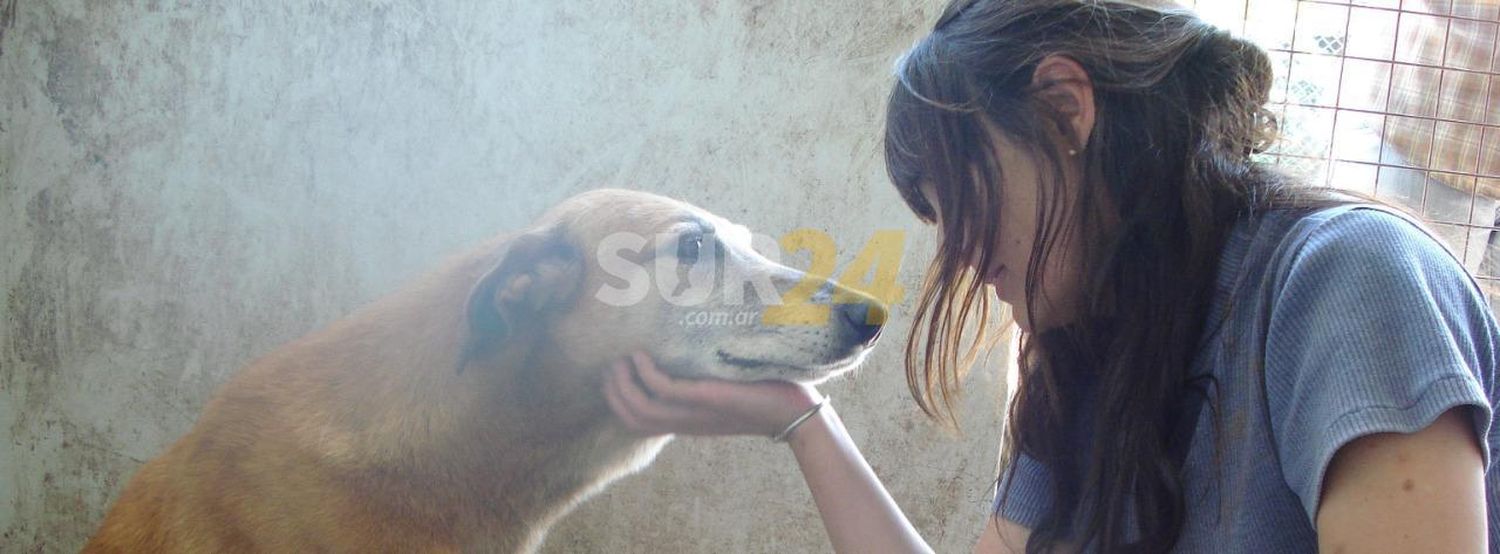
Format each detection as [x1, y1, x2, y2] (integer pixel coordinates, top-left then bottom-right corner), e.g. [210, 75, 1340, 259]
[771, 396, 830, 443]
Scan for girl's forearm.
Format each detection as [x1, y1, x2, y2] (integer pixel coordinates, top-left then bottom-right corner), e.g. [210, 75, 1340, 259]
[787, 406, 934, 554]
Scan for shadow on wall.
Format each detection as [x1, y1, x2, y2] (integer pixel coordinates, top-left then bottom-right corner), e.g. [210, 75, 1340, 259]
[0, 1, 1007, 552]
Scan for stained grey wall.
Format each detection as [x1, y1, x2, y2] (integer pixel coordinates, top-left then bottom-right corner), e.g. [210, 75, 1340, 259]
[0, 1, 1008, 551]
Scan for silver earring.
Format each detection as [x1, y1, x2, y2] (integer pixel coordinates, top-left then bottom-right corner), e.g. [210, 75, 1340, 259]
[1068, 148, 1078, 156]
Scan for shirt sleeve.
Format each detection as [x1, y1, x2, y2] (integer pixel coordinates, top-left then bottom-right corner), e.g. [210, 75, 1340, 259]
[992, 451, 1054, 529]
[1263, 207, 1498, 525]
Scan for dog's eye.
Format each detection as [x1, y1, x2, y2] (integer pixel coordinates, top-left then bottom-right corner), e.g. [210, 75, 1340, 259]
[677, 232, 704, 263]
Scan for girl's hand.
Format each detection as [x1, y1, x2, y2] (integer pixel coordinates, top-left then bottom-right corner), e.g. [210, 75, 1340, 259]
[602, 351, 823, 438]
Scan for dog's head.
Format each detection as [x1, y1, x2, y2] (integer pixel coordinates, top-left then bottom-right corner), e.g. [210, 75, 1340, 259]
[460, 189, 886, 386]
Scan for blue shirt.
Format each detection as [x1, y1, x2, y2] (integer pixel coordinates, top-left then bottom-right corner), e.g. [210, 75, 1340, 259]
[994, 205, 1500, 552]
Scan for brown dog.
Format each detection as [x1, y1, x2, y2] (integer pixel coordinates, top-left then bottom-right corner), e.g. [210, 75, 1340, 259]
[82, 189, 887, 553]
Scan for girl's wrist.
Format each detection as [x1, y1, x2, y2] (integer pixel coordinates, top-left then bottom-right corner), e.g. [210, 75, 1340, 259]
[784, 402, 840, 451]
[771, 396, 831, 442]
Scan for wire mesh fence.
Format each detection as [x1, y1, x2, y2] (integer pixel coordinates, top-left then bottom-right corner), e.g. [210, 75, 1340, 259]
[1186, 0, 1500, 310]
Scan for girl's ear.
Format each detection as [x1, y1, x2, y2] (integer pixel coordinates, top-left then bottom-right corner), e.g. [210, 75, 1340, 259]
[1031, 54, 1097, 151]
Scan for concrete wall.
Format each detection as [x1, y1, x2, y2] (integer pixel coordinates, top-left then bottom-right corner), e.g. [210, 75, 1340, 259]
[0, 1, 1007, 551]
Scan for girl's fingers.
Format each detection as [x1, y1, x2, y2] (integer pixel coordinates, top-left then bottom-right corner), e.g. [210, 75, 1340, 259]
[630, 351, 677, 400]
[609, 358, 700, 432]
[631, 350, 711, 404]
[603, 367, 646, 433]
[607, 360, 661, 432]
[609, 352, 816, 437]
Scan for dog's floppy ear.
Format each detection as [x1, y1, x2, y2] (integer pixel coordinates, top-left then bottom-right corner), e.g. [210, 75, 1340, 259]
[458, 226, 584, 373]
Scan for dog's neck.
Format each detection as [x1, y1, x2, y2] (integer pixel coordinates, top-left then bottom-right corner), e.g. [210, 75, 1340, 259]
[259, 248, 666, 550]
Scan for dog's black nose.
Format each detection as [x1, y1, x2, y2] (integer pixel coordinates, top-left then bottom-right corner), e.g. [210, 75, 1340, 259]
[837, 302, 886, 345]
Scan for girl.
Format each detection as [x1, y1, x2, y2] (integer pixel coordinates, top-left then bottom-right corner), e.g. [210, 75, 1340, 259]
[603, 1, 1500, 551]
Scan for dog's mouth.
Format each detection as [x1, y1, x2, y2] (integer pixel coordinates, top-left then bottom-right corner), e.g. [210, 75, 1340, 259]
[715, 348, 870, 376]
[716, 350, 776, 370]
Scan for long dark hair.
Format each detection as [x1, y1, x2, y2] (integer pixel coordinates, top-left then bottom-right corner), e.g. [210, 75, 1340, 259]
[884, 1, 1375, 551]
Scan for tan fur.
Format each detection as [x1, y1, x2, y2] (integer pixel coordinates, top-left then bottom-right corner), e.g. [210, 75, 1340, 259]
[83, 189, 881, 553]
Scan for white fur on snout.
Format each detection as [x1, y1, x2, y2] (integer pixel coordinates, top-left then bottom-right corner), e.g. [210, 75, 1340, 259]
[559, 194, 881, 388]
[646, 212, 880, 385]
